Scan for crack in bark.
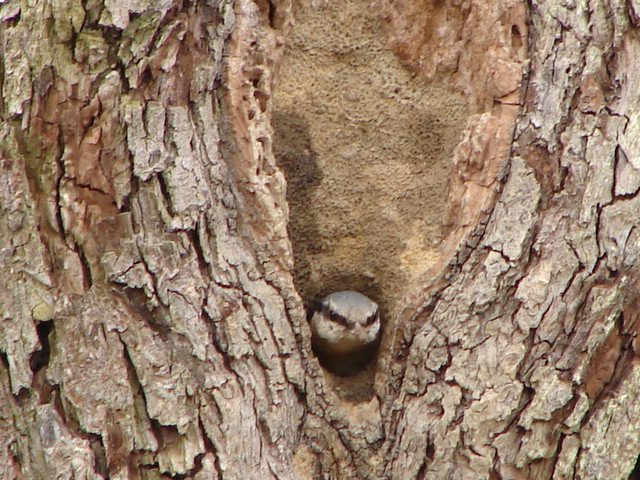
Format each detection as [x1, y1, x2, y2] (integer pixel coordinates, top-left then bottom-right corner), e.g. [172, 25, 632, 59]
[613, 145, 640, 200]
[197, 413, 223, 480]
[53, 128, 67, 241]
[581, 310, 635, 427]
[28, 319, 53, 376]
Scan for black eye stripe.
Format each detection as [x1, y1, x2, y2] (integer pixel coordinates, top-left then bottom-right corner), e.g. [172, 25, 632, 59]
[328, 310, 349, 327]
[320, 302, 378, 329]
[365, 311, 379, 326]
[322, 304, 350, 327]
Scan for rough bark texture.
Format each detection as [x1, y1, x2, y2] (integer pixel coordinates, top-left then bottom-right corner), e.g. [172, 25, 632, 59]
[1, 1, 640, 480]
[1, 1, 307, 479]
[380, 1, 640, 479]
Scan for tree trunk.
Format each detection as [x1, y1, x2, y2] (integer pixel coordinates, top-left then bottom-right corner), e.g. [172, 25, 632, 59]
[1, 0, 639, 479]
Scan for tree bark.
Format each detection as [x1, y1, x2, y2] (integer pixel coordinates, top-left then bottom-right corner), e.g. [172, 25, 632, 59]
[1, 1, 640, 480]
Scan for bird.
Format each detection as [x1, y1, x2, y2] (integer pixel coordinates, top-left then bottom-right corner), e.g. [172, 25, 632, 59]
[309, 291, 381, 376]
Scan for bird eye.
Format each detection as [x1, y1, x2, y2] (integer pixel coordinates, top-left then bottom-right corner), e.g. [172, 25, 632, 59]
[328, 309, 348, 327]
[365, 311, 379, 326]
